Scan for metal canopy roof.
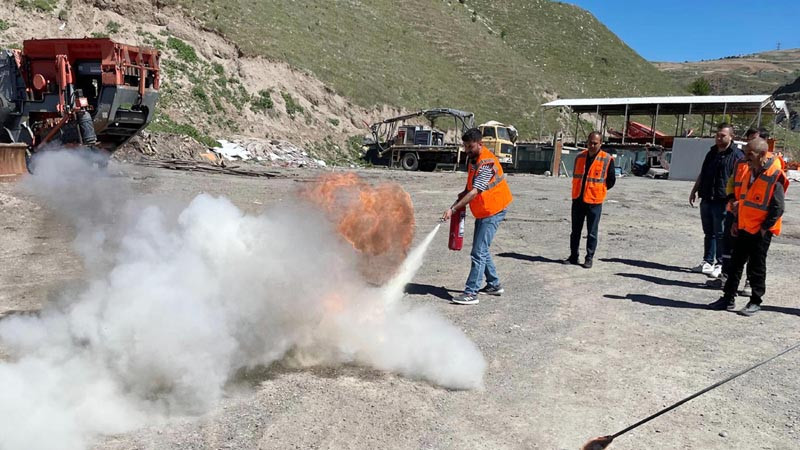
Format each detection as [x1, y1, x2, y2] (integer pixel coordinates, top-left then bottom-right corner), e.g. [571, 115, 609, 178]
[542, 95, 789, 117]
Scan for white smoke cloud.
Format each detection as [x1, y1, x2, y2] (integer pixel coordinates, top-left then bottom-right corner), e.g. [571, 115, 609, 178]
[0, 151, 485, 449]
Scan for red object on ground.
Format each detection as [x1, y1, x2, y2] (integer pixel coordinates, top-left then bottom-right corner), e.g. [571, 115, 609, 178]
[448, 193, 467, 251]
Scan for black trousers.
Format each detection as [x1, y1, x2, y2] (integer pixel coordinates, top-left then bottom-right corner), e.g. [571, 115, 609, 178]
[723, 230, 772, 304]
[721, 212, 736, 275]
[570, 200, 603, 260]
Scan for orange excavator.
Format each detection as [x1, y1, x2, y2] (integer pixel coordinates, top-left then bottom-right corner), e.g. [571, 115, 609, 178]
[0, 38, 159, 180]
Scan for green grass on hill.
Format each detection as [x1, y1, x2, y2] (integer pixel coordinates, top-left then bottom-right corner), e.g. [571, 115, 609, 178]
[656, 49, 800, 96]
[173, 0, 682, 138]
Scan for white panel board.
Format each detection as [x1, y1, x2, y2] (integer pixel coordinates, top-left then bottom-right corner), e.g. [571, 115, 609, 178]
[669, 138, 715, 181]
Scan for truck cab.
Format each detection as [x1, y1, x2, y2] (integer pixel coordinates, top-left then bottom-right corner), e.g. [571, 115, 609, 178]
[479, 121, 517, 165]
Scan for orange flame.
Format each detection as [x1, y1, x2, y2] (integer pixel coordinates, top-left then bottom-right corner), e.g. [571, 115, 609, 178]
[302, 173, 415, 284]
[322, 293, 346, 314]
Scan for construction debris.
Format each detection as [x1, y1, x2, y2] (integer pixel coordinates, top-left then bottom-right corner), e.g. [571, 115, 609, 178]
[116, 133, 329, 173]
[134, 159, 281, 177]
[116, 132, 212, 163]
[213, 138, 328, 168]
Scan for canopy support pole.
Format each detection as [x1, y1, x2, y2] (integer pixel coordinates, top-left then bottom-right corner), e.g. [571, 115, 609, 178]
[652, 104, 660, 145]
[622, 104, 629, 144]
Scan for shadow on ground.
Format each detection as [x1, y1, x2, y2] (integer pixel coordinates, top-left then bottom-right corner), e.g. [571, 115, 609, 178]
[404, 283, 457, 301]
[604, 294, 800, 317]
[604, 293, 708, 309]
[615, 272, 712, 290]
[601, 257, 692, 273]
[497, 252, 563, 264]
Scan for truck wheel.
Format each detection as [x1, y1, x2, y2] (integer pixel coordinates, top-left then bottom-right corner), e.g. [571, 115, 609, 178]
[401, 152, 419, 171]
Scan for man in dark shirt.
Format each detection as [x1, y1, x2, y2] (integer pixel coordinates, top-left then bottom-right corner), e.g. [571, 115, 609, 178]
[689, 124, 744, 277]
[563, 131, 616, 269]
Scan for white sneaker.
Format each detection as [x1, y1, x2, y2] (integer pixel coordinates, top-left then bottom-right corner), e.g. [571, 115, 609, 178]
[709, 264, 722, 279]
[691, 261, 712, 273]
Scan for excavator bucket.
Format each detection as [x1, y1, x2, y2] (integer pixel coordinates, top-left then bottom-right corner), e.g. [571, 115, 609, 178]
[0, 143, 28, 182]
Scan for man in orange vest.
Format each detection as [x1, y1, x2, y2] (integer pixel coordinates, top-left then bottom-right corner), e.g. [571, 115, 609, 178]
[708, 138, 788, 316]
[442, 128, 513, 305]
[563, 131, 616, 268]
[709, 128, 765, 294]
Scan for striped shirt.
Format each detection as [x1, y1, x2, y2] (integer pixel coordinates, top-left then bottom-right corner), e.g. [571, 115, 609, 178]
[472, 163, 494, 191]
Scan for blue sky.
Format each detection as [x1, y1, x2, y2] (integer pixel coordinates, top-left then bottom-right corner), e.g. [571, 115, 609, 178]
[564, 0, 800, 62]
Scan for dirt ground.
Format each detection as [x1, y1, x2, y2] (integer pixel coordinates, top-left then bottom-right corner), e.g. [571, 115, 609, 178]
[1, 163, 799, 450]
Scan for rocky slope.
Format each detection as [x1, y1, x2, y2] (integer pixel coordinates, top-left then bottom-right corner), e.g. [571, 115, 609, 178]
[0, 0, 402, 164]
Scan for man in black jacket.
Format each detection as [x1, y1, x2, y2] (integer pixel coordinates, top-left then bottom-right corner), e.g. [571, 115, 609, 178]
[688, 124, 744, 278]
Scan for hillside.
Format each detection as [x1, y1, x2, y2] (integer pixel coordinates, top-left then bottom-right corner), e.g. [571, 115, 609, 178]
[1, 0, 683, 163]
[0, 0, 400, 165]
[173, 0, 682, 137]
[774, 75, 800, 104]
[655, 48, 800, 96]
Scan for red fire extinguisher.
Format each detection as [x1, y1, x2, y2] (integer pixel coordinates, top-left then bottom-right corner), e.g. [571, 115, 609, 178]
[448, 193, 467, 251]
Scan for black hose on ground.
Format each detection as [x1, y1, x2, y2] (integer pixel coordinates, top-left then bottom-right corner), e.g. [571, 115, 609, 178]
[582, 340, 800, 449]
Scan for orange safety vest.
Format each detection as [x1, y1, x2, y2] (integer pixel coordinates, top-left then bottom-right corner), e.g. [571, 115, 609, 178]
[733, 154, 789, 236]
[465, 147, 513, 218]
[571, 150, 612, 204]
[777, 153, 787, 171]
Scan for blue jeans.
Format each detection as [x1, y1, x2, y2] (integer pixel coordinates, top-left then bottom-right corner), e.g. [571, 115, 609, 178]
[700, 199, 726, 265]
[570, 200, 603, 260]
[465, 209, 506, 294]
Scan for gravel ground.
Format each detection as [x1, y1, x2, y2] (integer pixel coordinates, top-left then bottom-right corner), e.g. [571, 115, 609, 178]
[1, 163, 799, 450]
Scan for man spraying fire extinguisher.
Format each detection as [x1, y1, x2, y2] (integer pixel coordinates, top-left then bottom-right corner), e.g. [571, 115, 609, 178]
[441, 128, 513, 305]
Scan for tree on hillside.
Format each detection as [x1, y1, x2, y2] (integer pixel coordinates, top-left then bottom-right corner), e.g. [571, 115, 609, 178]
[689, 77, 711, 96]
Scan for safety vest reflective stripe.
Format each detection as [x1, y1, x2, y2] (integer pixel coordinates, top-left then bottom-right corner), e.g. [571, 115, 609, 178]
[580, 156, 609, 184]
[486, 173, 506, 190]
[735, 155, 787, 236]
[471, 160, 502, 188]
[471, 158, 496, 171]
[571, 150, 610, 204]
[742, 158, 778, 211]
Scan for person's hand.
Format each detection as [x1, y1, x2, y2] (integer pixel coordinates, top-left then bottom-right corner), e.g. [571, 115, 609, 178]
[441, 208, 453, 222]
[689, 191, 697, 207]
[731, 221, 739, 237]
